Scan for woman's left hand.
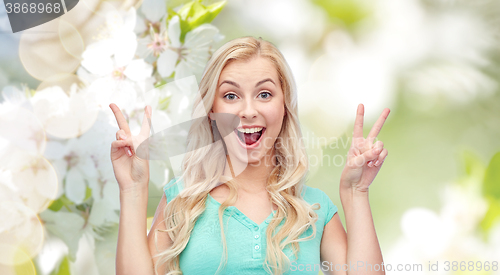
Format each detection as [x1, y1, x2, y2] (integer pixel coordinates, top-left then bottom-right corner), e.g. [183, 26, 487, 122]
[340, 104, 390, 192]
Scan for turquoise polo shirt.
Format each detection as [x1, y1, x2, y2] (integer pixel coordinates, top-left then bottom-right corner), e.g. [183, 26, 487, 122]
[162, 178, 338, 274]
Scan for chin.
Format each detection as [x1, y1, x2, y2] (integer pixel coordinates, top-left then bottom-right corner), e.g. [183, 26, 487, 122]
[246, 154, 267, 166]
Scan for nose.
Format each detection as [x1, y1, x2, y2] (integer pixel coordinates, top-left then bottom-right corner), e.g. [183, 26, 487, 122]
[240, 99, 258, 120]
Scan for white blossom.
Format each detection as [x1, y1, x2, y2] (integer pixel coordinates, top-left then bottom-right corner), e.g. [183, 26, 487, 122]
[157, 15, 220, 81]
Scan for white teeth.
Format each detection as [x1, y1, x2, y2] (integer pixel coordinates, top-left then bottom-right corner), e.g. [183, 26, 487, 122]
[237, 127, 263, 133]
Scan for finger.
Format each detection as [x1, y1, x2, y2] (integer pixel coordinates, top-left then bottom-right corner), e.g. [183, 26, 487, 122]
[110, 103, 131, 136]
[111, 139, 127, 148]
[373, 140, 384, 151]
[353, 103, 364, 139]
[139, 105, 152, 138]
[374, 148, 388, 167]
[360, 144, 383, 166]
[367, 141, 384, 167]
[116, 129, 133, 156]
[367, 108, 390, 139]
[116, 129, 127, 141]
[113, 133, 135, 154]
[111, 140, 133, 157]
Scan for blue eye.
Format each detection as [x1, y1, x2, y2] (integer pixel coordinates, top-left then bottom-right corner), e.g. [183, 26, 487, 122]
[224, 93, 237, 100]
[259, 92, 272, 99]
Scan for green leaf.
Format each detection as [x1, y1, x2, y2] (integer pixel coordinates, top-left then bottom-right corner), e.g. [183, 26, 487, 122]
[171, 0, 226, 42]
[167, 7, 179, 19]
[155, 79, 167, 88]
[167, 8, 190, 43]
[311, 0, 370, 29]
[190, 1, 207, 21]
[483, 152, 500, 200]
[48, 194, 74, 212]
[480, 198, 500, 235]
[50, 256, 71, 275]
[157, 95, 172, 111]
[187, 1, 225, 29]
[177, 1, 195, 20]
[167, 0, 191, 10]
[204, 1, 226, 22]
[84, 185, 92, 201]
[179, 17, 192, 43]
[48, 198, 64, 211]
[461, 150, 485, 178]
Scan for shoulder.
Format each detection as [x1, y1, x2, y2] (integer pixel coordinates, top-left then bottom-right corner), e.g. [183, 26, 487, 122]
[300, 185, 329, 203]
[163, 177, 184, 203]
[301, 185, 338, 226]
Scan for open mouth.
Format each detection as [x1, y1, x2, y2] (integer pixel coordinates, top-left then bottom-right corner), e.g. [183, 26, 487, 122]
[234, 127, 266, 146]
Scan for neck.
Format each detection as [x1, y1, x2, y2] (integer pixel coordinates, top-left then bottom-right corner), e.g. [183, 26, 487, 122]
[222, 149, 276, 193]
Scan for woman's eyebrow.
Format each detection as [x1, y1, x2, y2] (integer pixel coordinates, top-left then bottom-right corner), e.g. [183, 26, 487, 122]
[255, 78, 275, 87]
[219, 80, 239, 88]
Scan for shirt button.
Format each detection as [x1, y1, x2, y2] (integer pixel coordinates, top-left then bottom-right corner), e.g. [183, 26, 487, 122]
[254, 234, 259, 239]
[255, 245, 260, 250]
[254, 226, 259, 231]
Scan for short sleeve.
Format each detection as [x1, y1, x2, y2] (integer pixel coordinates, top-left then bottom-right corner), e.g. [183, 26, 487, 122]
[162, 177, 183, 203]
[323, 192, 338, 225]
[301, 185, 339, 226]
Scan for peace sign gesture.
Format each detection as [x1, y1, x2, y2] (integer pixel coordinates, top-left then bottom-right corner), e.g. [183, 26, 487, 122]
[109, 103, 152, 193]
[340, 104, 390, 192]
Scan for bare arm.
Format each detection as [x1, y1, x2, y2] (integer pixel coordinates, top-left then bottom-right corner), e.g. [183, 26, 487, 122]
[110, 103, 158, 275]
[340, 186, 384, 275]
[321, 104, 388, 275]
[320, 213, 348, 275]
[116, 187, 154, 275]
[116, 190, 173, 275]
[320, 187, 384, 275]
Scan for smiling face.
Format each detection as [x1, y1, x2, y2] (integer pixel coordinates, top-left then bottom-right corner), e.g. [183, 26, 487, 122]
[210, 56, 286, 166]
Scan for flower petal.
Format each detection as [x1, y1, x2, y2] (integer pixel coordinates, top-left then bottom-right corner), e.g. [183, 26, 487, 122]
[88, 198, 119, 227]
[184, 24, 219, 49]
[64, 167, 87, 205]
[174, 60, 193, 81]
[113, 31, 137, 67]
[141, 0, 166, 23]
[168, 16, 181, 48]
[39, 210, 85, 261]
[81, 40, 114, 76]
[157, 49, 178, 78]
[122, 7, 137, 32]
[124, 59, 153, 81]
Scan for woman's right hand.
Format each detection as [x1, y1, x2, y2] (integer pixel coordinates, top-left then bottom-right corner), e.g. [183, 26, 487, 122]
[109, 103, 152, 193]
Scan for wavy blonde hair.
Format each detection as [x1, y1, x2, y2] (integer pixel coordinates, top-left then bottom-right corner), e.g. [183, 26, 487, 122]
[153, 36, 319, 275]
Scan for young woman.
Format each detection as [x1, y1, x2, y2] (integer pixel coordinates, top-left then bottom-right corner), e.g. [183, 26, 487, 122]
[110, 36, 389, 275]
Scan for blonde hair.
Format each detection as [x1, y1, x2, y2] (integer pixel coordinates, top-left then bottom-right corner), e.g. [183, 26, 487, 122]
[153, 36, 319, 275]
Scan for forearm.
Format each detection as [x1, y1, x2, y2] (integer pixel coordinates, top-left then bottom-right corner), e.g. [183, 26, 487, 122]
[116, 187, 154, 275]
[340, 185, 384, 275]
